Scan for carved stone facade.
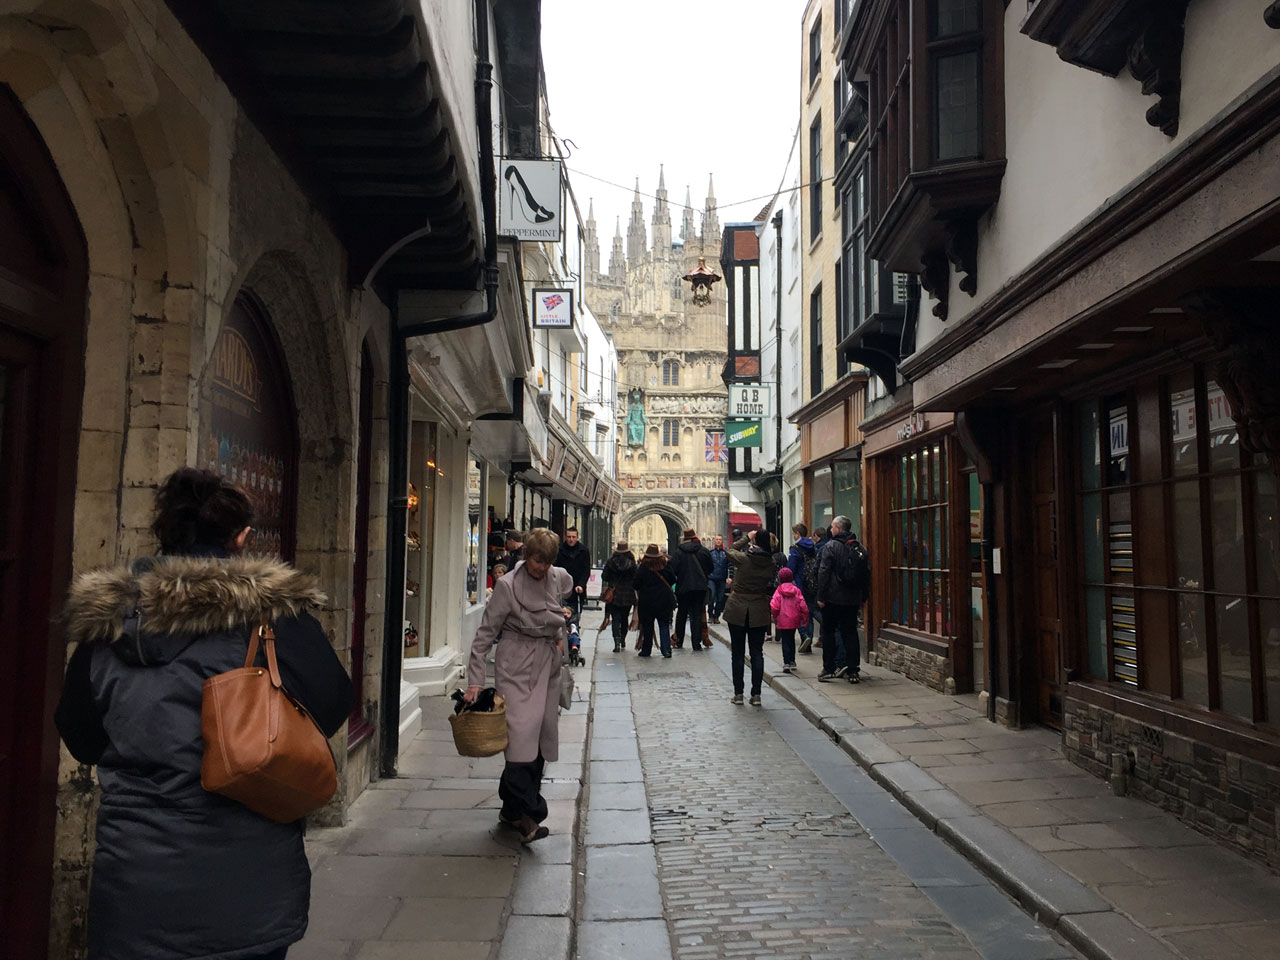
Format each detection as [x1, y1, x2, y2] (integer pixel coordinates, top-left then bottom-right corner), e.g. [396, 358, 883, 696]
[583, 171, 729, 547]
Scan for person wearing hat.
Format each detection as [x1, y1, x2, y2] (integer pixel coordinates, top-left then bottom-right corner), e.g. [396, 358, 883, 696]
[722, 529, 779, 705]
[600, 540, 638, 653]
[634, 544, 678, 658]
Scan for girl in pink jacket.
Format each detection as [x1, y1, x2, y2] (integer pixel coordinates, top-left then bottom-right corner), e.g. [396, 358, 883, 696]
[770, 568, 810, 673]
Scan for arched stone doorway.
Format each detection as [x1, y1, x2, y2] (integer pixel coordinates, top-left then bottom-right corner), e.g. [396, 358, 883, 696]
[0, 83, 88, 959]
[620, 500, 693, 556]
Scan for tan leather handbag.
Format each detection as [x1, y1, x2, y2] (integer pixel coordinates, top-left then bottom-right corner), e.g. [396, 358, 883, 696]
[201, 621, 338, 823]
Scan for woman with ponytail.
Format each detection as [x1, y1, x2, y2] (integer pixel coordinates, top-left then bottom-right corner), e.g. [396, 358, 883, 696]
[55, 467, 353, 960]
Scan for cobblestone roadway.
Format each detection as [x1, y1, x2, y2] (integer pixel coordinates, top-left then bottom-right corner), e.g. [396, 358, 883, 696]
[625, 651, 982, 960]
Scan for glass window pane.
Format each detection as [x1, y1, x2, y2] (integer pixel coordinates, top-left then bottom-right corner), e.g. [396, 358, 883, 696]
[1079, 402, 1101, 489]
[1112, 594, 1137, 685]
[1106, 397, 1129, 485]
[1108, 492, 1133, 580]
[1210, 474, 1245, 595]
[1172, 480, 1204, 589]
[1085, 586, 1107, 677]
[932, 443, 943, 503]
[466, 457, 483, 605]
[932, 0, 981, 38]
[1206, 380, 1239, 471]
[1178, 593, 1209, 708]
[1254, 469, 1280, 598]
[1082, 493, 1104, 582]
[1168, 377, 1199, 477]
[1261, 600, 1280, 723]
[1215, 595, 1253, 719]
[935, 51, 980, 161]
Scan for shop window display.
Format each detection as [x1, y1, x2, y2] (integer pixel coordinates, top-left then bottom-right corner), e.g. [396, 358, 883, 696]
[1077, 368, 1280, 723]
[888, 440, 951, 636]
[404, 421, 439, 657]
[466, 456, 484, 605]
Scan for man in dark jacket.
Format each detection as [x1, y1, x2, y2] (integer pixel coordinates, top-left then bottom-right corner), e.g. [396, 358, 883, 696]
[556, 526, 591, 625]
[670, 527, 714, 649]
[503, 529, 525, 570]
[707, 534, 730, 623]
[786, 523, 819, 653]
[816, 515, 870, 683]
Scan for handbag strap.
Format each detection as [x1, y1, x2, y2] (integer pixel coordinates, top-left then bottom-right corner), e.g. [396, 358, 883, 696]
[242, 619, 284, 689]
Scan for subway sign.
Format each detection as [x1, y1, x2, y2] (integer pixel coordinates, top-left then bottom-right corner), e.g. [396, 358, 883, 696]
[728, 384, 771, 419]
[726, 420, 763, 448]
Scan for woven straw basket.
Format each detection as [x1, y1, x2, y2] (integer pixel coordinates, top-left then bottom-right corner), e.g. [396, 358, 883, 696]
[448, 695, 508, 757]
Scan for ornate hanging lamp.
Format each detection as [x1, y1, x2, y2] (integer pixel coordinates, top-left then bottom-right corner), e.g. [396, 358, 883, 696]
[682, 257, 721, 307]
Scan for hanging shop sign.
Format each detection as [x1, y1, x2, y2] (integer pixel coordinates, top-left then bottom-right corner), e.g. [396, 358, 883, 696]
[498, 158, 563, 241]
[532, 288, 574, 329]
[726, 419, 763, 448]
[728, 384, 771, 419]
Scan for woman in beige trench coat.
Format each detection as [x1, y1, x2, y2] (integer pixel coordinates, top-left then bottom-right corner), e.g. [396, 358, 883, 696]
[465, 527, 572, 844]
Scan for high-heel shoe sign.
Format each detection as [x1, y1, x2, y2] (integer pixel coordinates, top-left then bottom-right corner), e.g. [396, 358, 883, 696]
[498, 159, 563, 241]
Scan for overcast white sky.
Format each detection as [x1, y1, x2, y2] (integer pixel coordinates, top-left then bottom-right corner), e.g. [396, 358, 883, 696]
[541, 0, 804, 249]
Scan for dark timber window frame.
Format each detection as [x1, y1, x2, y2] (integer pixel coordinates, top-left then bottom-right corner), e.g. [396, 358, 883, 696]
[810, 286, 824, 396]
[1075, 365, 1280, 728]
[810, 14, 823, 86]
[809, 115, 824, 242]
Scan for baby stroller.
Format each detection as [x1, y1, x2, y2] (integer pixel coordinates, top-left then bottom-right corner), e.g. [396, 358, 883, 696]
[566, 618, 585, 668]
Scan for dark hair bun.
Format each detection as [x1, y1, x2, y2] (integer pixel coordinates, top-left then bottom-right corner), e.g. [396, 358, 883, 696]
[152, 467, 255, 555]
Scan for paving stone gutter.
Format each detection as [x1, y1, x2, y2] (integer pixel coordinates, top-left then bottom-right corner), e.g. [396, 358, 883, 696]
[734, 638, 1185, 960]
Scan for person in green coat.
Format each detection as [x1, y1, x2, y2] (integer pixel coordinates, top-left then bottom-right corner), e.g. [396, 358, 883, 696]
[721, 529, 778, 705]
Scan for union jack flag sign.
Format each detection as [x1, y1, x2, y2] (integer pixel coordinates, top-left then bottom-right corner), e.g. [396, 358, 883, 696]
[541, 293, 564, 310]
[705, 432, 728, 463]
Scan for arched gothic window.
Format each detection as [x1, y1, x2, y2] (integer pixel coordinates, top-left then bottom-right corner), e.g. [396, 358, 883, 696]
[662, 359, 679, 386]
[662, 419, 680, 447]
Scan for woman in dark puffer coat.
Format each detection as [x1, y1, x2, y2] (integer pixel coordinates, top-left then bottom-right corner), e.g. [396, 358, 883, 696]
[56, 468, 353, 960]
[600, 540, 638, 652]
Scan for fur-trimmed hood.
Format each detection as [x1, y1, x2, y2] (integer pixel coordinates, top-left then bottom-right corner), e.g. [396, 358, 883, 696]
[64, 555, 327, 651]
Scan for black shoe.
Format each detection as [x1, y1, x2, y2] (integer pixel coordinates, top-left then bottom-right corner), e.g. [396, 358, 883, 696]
[498, 812, 520, 828]
[517, 814, 549, 844]
[848, 672, 861, 684]
[662, 653, 672, 659]
[834, 666, 849, 679]
[818, 672, 836, 682]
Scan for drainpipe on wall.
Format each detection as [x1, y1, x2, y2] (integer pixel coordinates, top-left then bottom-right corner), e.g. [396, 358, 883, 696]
[772, 211, 783, 473]
[379, 0, 500, 778]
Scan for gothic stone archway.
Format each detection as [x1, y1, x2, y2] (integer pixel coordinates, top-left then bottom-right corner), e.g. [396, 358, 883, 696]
[620, 500, 693, 556]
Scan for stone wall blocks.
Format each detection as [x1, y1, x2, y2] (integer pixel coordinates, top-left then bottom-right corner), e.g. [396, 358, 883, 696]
[120, 424, 159, 486]
[71, 489, 122, 569]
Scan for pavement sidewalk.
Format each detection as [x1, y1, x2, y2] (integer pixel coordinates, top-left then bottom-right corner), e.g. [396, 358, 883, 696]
[290, 648, 594, 960]
[713, 626, 1280, 960]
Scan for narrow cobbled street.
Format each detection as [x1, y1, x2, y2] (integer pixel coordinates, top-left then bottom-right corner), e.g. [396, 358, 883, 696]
[577, 629, 1077, 960]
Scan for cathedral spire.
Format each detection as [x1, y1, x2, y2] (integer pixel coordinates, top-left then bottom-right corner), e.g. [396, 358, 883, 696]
[609, 217, 626, 279]
[626, 176, 647, 264]
[651, 165, 671, 253]
[701, 173, 720, 239]
[682, 185, 697, 242]
[584, 198, 600, 278]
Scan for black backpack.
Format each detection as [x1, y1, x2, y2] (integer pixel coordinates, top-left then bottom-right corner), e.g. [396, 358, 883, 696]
[837, 540, 870, 590]
[800, 547, 820, 598]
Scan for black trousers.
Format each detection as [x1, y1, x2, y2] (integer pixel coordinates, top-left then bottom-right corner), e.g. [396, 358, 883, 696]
[728, 622, 768, 696]
[244, 950, 288, 960]
[674, 593, 705, 648]
[499, 752, 548, 823]
[821, 603, 862, 675]
[606, 603, 631, 647]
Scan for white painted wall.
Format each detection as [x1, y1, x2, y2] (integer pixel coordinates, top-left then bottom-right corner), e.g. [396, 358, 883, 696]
[758, 125, 804, 475]
[914, 0, 1280, 348]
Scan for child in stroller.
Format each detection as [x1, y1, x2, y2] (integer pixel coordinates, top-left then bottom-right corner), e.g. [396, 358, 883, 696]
[566, 614, 585, 667]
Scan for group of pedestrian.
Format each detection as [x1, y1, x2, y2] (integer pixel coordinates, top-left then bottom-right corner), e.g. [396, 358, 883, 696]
[600, 527, 717, 656]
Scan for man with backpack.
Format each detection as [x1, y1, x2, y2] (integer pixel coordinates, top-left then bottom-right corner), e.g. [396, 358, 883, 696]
[815, 515, 870, 683]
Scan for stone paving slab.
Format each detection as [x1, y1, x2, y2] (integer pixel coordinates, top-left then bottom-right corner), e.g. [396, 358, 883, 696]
[293, 646, 593, 960]
[736, 626, 1280, 960]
